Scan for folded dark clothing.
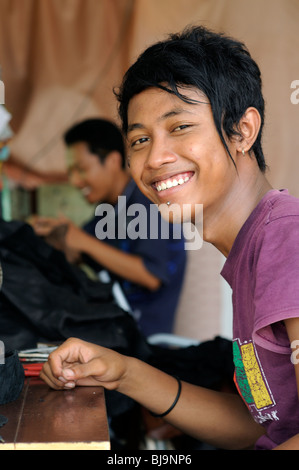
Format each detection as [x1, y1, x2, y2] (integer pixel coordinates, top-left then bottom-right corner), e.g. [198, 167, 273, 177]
[0, 350, 24, 406]
[0, 415, 8, 427]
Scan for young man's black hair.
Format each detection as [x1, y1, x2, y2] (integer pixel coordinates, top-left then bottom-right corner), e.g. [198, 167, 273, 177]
[115, 25, 266, 172]
[64, 118, 126, 168]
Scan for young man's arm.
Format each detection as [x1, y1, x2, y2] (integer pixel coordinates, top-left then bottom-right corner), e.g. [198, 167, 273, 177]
[40, 338, 264, 450]
[65, 222, 161, 290]
[125, 360, 264, 450]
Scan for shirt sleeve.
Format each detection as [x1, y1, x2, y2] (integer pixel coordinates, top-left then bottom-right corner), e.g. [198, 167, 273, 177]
[252, 215, 299, 353]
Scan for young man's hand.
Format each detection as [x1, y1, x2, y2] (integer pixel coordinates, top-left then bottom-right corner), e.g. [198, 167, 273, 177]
[40, 338, 128, 391]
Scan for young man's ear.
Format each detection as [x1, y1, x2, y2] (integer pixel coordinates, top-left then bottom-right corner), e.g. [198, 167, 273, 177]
[236, 107, 261, 153]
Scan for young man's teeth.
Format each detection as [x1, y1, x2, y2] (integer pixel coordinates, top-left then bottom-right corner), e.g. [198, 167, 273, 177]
[157, 176, 189, 192]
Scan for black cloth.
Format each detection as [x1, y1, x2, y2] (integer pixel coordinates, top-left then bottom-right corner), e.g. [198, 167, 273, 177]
[0, 350, 24, 405]
[149, 336, 234, 391]
[0, 219, 150, 360]
[0, 219, 152, 418]
[0, 415, 8, 427]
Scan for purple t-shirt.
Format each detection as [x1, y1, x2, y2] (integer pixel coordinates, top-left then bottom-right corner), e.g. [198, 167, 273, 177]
[221, 189, 299, 450]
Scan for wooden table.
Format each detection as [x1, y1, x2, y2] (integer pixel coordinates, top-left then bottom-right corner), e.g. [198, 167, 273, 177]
[0, 378, 110, 450]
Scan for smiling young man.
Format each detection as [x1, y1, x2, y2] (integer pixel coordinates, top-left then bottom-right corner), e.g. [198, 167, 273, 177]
[40, 26, 299, 450]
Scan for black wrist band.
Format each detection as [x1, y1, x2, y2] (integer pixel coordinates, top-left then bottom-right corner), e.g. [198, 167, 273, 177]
[150, 376, 182, 418]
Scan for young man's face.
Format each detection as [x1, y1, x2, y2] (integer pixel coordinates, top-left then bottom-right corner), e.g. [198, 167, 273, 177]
[126, 86, 239, 224]
[67, 142, 115, 204]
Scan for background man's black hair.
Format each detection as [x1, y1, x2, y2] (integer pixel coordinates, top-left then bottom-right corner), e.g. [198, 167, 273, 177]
[115, 25, 266, 172]
[64, 118, 126, 168]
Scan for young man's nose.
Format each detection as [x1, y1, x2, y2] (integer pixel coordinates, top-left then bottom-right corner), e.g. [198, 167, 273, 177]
[144, 139, 177, 169]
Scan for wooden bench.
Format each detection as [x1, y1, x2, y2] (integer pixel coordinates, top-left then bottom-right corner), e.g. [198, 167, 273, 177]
[0, 377, 110, 450]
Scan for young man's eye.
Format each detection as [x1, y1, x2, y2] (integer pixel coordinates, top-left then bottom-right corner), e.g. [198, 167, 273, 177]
[173, 124, 191, 132]
[131, 137, 149, 148]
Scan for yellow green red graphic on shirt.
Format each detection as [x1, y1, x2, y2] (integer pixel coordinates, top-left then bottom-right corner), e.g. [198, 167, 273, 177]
[233, 339, 274, 411]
